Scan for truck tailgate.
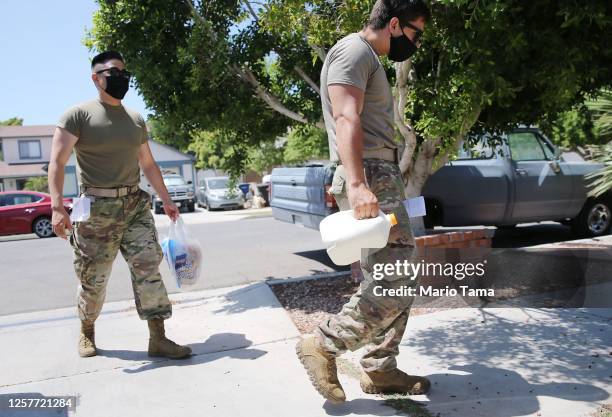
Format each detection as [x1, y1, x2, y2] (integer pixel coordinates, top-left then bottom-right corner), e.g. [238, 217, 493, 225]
[270, 167, 328, 229]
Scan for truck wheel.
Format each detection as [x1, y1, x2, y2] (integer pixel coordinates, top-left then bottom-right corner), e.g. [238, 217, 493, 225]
[188, 202, 195, 212]
[33, 216, 54, 238]
[154, 204, 164, 214]
[571, 197, 611, 237]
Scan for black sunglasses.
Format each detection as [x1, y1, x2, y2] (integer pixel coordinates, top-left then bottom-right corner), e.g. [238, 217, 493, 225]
[401, 21, 423, 45]
[95, 67, 132, 79]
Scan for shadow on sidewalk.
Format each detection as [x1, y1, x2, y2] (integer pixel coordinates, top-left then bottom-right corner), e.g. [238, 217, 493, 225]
[404, 309, 610, 414]
[320, 362, 608, 417]
[424, 363, 608, 416]
[322, 397, 407, 416]
[97, 333, 267, 374]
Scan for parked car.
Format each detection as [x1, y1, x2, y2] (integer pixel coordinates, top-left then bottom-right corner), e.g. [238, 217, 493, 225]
[196, 177, 245, 211]
[152, 174, 196, 214]
[270, 128, 611, 237]
[0, 191, 72, 238]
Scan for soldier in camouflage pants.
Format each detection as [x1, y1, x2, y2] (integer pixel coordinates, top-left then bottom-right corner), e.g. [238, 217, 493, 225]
[296, 0, 431, 403]
[316, 160, 419, 372]
[50, 50, 191, 359]
[70, 189, 171, 322]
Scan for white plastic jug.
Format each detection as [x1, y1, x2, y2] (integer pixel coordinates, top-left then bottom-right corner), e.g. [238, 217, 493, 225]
[320, 210, 398, 265]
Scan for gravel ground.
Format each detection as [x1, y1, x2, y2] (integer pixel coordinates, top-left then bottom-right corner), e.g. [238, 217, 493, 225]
[269, 275, 448, 334]
[269, 275, 359, 334]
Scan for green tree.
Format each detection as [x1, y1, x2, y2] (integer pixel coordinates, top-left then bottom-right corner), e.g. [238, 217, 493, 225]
[584, 90, 612, 197]
[283, 125, 328, 165]
[86, 0, 315, 176]
[586, 89, 612, 143]
[24, 177, 49, 193]
[88, 0, 612, 197]
[585, 142, 612, 198]
[263, 0, 612, 195]
[539, 105, 598, 150]
[0, 117, 23, 126]
[248, 140, 285, 175]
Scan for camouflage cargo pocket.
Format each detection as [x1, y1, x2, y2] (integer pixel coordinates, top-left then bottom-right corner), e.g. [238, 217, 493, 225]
[89, 197, 122, 218]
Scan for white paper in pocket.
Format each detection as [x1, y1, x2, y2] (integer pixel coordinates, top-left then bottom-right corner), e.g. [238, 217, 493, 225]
[403, 196, 427, 218]
[70, 197, 91, 222]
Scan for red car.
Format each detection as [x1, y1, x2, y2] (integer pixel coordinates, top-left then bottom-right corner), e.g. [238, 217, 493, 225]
[0, 191, 72, 238]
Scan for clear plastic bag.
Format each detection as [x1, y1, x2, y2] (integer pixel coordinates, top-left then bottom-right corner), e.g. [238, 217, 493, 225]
[160, 218, 202, 288]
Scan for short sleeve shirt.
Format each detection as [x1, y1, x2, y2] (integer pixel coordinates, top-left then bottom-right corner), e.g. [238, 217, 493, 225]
[57, 100, 147, 188]
[321, 33, 396, 162]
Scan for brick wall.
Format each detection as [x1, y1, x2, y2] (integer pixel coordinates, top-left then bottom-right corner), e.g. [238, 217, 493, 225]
[415, 229, 495, 250]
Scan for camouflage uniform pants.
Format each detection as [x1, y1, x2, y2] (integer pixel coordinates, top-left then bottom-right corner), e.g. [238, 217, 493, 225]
[316, 159, 418, 372]
[69, 189, 172, 322]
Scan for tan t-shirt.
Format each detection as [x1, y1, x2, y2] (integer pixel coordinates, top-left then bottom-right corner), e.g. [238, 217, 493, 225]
[57, 100, 147, 188]
[321, 33, 396, 162]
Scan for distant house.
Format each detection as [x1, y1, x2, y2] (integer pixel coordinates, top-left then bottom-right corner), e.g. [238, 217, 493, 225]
[0, 125, 52, 192]
[0, 125, 196, 197]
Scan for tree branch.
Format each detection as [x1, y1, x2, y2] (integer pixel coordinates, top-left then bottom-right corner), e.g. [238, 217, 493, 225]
[294, 65, 321, 95]
[236, 65, 310, 124]
[438, 104, 482, 166]
[242, 0, 321, 96]
[185, 0, 319, 127]
[243, 0, 259, 21]
[434, 50, 444, 93]
[309, 43, 327, 62]
[394, 60, 418, 175]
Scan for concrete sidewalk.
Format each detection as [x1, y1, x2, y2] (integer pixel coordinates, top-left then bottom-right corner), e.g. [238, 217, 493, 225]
[0, 283, 400, 417]
[0, 282, 610, 417]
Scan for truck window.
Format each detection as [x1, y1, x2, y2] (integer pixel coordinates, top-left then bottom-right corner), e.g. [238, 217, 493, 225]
[537, 136, 556, 160]
[508, 132, 546, 161]
[457, 137, 495, 159]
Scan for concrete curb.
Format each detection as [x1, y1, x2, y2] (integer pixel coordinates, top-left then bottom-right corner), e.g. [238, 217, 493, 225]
[0, 282, 263, 330]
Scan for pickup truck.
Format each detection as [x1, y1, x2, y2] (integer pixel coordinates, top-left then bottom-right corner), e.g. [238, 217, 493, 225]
[270, 128, 611, 237]
[151, 174, 197, 214]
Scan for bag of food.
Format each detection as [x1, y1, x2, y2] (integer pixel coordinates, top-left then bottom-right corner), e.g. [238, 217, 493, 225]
[160, 218, 202, 288]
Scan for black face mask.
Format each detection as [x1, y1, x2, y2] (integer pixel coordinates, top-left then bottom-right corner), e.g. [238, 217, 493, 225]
[388, 28, 418, 62]
[103, 74, 130, 99]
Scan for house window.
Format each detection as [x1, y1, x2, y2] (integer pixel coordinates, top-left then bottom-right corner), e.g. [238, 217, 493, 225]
[18, 140, 42, 159]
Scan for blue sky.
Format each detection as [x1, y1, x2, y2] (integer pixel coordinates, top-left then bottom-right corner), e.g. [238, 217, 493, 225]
[0, 1, 149, 126]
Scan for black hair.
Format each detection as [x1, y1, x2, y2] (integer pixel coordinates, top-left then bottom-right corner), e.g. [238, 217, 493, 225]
[91, 51, 124, 69]
[367, 0, 431, 29]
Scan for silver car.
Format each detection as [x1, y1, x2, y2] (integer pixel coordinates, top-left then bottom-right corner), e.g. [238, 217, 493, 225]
[197, 177, 245, 211]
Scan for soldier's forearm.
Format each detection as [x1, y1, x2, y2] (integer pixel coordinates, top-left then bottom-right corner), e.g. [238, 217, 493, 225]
[336, 116, 366, 188]
[48, 161, 66, 210]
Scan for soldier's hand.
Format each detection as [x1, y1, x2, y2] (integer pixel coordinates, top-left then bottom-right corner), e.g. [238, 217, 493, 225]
[348, 183, 379, 219]
[51, 207, 72, 239]
[163, 201, 180, 222]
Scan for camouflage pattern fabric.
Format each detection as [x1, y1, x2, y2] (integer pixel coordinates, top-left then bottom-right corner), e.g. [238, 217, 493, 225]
[69, 189, 171, 322]
[316, 159, 419, 372]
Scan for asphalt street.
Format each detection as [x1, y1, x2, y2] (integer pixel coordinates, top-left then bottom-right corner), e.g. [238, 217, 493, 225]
[0, 206, 594, 316]
[0, 208, 344, 316]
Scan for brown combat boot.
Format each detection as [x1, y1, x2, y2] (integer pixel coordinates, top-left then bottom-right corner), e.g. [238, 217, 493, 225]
[147, 319, 192, 359]
[360, 368, 431, 395]
[296, 335, 346, 403]
[78, 320, 97, 358]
